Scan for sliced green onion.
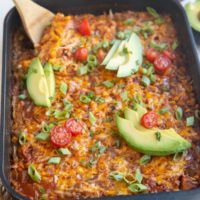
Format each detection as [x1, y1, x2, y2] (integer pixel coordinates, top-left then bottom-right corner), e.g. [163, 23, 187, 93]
[45, 108, 55, 116]
[172, 40, 179, 50]
[146, 7, 160, 18]
[35, 132, 49, 141]
[80, 94, 91, 104]
[128, 183, 148, 193]
[77, 66, 88, 75]
[132, 103, 138, 111]
[54, 110, 70, 120]
[116, 31, 125, 39]
[18, 94, 27, 100]
[133, 93, 143, 105]
[133, 26, 141, 33]
[175, 107, 183, 120]
[88, 158, 97, 167]
[91, 141, 106, 154]
[139, 155, 151, 165]
[155, 132, 161, 141]
[95, 97, 105, 103]
[150, 74, 156, 83]
[110, 171, 124, 181]
[87, 55, 97, 69]
[87, 91, 95, 99]
[142, 68, 147, 75]
[89, 112, 96, 125]
[159, 107, 169, 115]
[173, 152, 184, 161]
[90, 131, 94, 138]
[146, 66, 155, 76]
[103, 80, 114, 88]
[39, 194, 47, 200]
[195, 110, 200, 120]
[19, 133, 26, 145]
[60, 81, 68, 95]
[123, 18, 134, 25]
[48, 157, 61, 164]
[121, 91, 128, 102]
[123, 29, 132, 39]
[135, 169, 143, 184]
[56, 148, 71, 156]
[63, 99, 73, 110]
[53, 65, 62, 71]
[186, 116, 194, 127]
[150, 41, 168, 52]
[123, 174, 136, 184]
[28, 164, 41, 183]
[101, 41, 110, 49]
[121, 47, 130, 55]
[39, 187, 45, 194]
[141, 76, 150, 87]
[42, 123, 54, 133]
[155, 18, 164, 25]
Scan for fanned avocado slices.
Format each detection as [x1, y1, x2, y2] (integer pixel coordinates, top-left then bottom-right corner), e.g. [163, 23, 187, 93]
[102, 32, 143, 77]
[116, 104, 191, 156]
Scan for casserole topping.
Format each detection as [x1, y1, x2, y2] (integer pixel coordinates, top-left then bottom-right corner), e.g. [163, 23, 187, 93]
[10, 7, 200, 200]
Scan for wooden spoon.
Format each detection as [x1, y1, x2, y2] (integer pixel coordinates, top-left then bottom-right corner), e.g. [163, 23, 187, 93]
[13, 0, 55, 46]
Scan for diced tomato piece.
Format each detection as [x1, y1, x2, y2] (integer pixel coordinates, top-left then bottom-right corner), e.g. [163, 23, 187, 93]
[79, 19, 91, 36]
[154, 55, 172, 74]
[141, 111, 158, 129]
[163, 50, 175, 61]
[145, 48, 159, 62]
[75, 47, 88, 62]
[64, 118, 83, 137]
[51, 126, 71, 147]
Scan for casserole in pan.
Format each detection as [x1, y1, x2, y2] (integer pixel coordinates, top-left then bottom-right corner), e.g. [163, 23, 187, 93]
[1, 0, 200, 200]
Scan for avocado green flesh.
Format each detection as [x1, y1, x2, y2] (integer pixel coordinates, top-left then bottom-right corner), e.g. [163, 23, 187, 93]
[101, 40, 121, 65]
[44, 63, 56, 98]
[185, 2, 200, 32]
[116, 104, 191, 155]
[117, 33, 143, 77]
[27, 58, 51, 107]
[116, 116, 191, 156]
[106, 40, 129, 70]
[124, 105, 188, 142]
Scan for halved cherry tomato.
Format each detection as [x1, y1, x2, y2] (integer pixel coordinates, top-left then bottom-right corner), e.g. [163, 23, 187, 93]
[64, 118, 83, 137]
[51, 126, 71, 147]
[79, 19, 91, 36]
[145, 48, 159, 62]
[141, 111, 158, 129]
[163, 50, 175, 61]
[154, 55, 172, 74]
[75, 47, 88, 61]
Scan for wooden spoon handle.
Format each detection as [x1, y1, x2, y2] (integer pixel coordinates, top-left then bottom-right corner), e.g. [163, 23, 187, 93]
[13, 0, 55, 46]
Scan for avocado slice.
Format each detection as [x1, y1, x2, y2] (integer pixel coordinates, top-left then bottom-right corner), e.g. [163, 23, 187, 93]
[44, 63, 56, 98]
[185, 1, 200, 32]
[27, 58, 51, 107]
[101, 40, 121, 65]
[116, 115, 191, 156]
[117, 33, 143, 77]
[105, 40, 129, 70]
[116, 105, 191, 155]
[124, 105, 189, 142]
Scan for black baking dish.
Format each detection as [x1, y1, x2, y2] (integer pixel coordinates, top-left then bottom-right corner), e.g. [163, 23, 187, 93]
[1, 0, 200, 199]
